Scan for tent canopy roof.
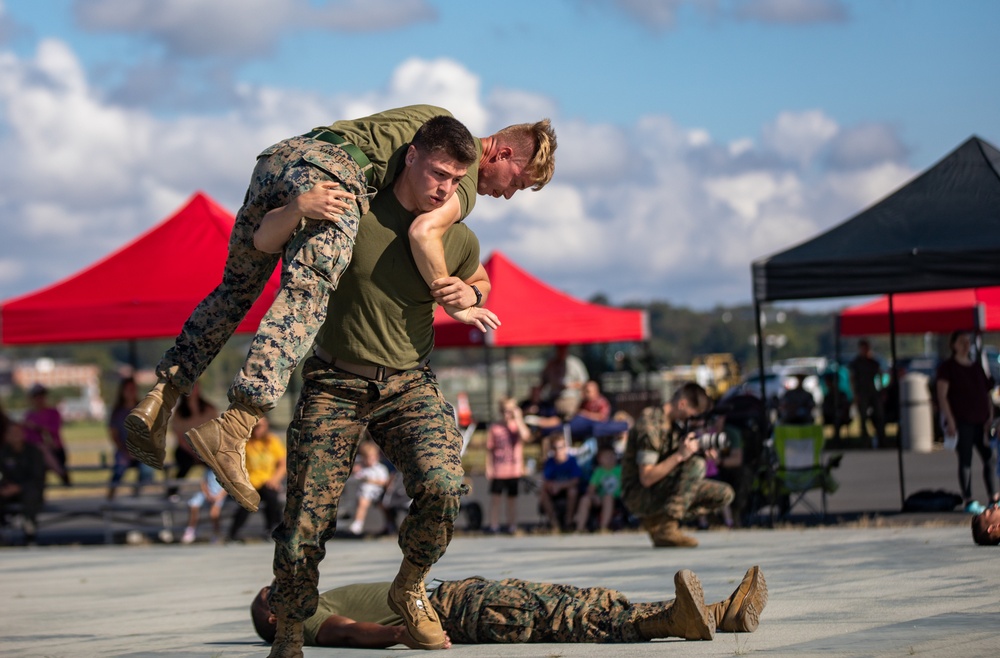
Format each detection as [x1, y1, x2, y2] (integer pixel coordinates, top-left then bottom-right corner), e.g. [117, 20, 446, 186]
[752, 136, 1000, 303]
[433, 251, 648, 347]
[839, 286, 1000, 336]
[1, 192, 280, 344]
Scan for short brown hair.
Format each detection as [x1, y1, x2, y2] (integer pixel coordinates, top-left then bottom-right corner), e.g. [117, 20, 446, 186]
[494, 119, 557, 190]
[411, 115, 477, 166]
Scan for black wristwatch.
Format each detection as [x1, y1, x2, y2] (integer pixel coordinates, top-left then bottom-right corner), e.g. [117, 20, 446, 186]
[471, 284, 483, 307]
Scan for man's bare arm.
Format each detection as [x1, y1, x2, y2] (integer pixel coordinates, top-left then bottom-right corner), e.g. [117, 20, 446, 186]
[409, 194, 463, 290]
[254, 182, 356, 254]
[314, 614, 420, 649]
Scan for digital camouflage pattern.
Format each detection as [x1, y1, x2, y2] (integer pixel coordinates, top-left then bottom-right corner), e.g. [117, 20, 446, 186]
[430, 577, 668, 643]
[156, 136, 368, 405]
[269, 357, 467, 622]
[621, 406, 734, 521]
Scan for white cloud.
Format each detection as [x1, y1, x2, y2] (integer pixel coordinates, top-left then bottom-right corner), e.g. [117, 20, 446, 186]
[73, 0, 436, 58]
[761, 109, 839, 167]
[0, 36, 917, 311]
[734, 0, 849, 24]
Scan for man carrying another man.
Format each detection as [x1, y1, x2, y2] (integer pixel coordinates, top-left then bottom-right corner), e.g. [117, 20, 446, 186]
[264, 115, 556, 657]
[622, 382, 735, 548]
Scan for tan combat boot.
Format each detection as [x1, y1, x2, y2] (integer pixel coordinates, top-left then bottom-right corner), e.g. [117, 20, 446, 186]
[387, 557, 447, 650]
[185, 402, 262, 512]
[636, 569, 715, 641]
[267, 616, 303, 658]
[707, 566, 768, 633]
[642, 515, 699, 548]
[125, 380, 181, 469]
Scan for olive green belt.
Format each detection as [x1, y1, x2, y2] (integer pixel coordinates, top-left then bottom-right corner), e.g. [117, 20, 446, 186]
[302, 129, 374, 186]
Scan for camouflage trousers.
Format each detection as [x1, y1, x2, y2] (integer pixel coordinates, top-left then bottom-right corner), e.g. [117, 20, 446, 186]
[269, 357, 467, 621]
[624, 456, 735, 522]
[156, 135, 368, 409]
[430, 577, 671, 643]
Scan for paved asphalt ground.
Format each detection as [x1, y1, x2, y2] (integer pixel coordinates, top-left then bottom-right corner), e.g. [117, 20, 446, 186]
[3, 446, 998, 657]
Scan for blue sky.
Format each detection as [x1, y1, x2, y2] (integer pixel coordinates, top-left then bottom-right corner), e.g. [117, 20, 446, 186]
[0, 0, 997, 311]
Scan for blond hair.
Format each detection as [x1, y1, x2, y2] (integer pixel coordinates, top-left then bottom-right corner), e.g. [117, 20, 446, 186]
[494, 118, 557, 190]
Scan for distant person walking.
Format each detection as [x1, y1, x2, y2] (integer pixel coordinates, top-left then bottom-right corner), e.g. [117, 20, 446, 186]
[848, 340, 886, 448]
[936, 331, 997, 515]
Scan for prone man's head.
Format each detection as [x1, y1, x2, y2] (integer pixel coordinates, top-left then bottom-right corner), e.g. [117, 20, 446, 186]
[971, 506, 1000, 546]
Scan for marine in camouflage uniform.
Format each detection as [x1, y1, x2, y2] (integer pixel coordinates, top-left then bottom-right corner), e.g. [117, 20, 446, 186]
[621, 385, 734, 547]
[156, 105, 470, 408]
[251, 568, 769, 647]
[267, 131, 486, 655]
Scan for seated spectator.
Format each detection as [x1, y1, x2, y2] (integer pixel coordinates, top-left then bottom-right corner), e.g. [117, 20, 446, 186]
[0, 421, 47, 544]
[778, 375, 816, 425]
[538, 435, 582, 531]
[820, 372, 851, 431]
[347, 440, 389, 536]
[166, 380, 215, 501]
[527, 380, 631, 443]
[539, 344, 589, 419]
[574, 444, 622, 533]
[107, 376, 154, 500]
[486, 397, 530, 535]
[181, 468, 228, 544]
[228, 416, 285, 542]
[23, 384, 71, 486]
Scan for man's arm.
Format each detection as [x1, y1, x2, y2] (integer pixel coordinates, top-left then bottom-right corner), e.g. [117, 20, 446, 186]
[638, 434, 699, 488]
[408, 195, 463, 296]
[314, 614, 422, 649]
[254, 182, 356, 254]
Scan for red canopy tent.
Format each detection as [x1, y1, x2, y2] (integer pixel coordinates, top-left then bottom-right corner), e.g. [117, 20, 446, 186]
[1, 192, 280, 344]
[839, 287, 1000, 336]
[432, 251, 648, 347]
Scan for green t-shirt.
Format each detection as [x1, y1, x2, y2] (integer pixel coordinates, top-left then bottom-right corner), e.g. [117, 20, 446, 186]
[302, 582, 401, 646]
[323, 104, 480, 220]
[315, 188, 481, 369]
[589, 464, 623, 498]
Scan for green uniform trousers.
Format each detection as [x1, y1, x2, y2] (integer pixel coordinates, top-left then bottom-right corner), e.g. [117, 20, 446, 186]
[269, 357, 467, 621]
[430, 577, 660, 643]
[156, 135, 367, 409]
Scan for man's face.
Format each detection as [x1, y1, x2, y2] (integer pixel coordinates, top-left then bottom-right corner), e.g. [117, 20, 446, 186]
[981, 506, 1000, 542]
[477, 152, 532, 199]
[406, 146, 470, 213]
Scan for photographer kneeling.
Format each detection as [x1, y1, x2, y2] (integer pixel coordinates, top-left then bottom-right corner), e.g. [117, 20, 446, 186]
[622, 382, 735, 548]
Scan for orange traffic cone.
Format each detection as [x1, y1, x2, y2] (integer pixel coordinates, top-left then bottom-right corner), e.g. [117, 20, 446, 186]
[456, 392, 473, 428]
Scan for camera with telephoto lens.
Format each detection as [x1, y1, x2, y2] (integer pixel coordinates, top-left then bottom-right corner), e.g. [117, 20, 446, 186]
[696, 430, 729, 453]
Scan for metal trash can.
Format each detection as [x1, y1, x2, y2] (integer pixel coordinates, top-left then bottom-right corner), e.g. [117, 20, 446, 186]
[900, 372, 933, 453]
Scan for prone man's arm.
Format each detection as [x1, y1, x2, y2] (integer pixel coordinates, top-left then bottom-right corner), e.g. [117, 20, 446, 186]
[314, 614, 416, 649]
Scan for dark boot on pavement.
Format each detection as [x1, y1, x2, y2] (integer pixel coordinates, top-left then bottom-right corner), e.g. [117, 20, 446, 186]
[707, 566, 768, 633]
[267, 616, 303, 658]
[185, 401, 262, 512]
[387, 557, 447, 650]
[642, 515, 699, 548]
[636, 569, 715, 641]
[125, 380, 181, 469]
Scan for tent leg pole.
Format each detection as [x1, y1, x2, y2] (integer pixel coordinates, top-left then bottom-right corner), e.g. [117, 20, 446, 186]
[485, 344, 494, 426]
[754, 299, 768, 431]
[888, 294, 905, 509]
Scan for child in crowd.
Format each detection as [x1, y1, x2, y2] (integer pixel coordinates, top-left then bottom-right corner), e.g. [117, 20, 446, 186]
[348, 441, 390, 535]
[181, 468, 228, 544]
[574, 445, 622, 533]
[485, 397, 531, 534]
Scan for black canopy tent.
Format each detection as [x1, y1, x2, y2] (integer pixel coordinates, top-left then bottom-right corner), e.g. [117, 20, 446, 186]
[750, 136, 1000, 508]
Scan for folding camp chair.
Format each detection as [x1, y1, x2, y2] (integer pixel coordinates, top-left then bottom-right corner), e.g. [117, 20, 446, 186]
[765, 424, 841, 523]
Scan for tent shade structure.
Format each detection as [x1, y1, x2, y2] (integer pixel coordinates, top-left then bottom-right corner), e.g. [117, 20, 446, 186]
[749, 135, 1000, 512]
[840, 287, 1000, 336]
[1, 192, 280, 345]
[752, 136, 1000, 303]
[433, 251, 648, 347]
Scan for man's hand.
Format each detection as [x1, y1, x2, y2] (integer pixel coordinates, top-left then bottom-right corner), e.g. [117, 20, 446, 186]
[431, 276, 476, 308]
[677, 433, 700, 461]
[444, 305, 500, 333]
[293, 181, 356, 221]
